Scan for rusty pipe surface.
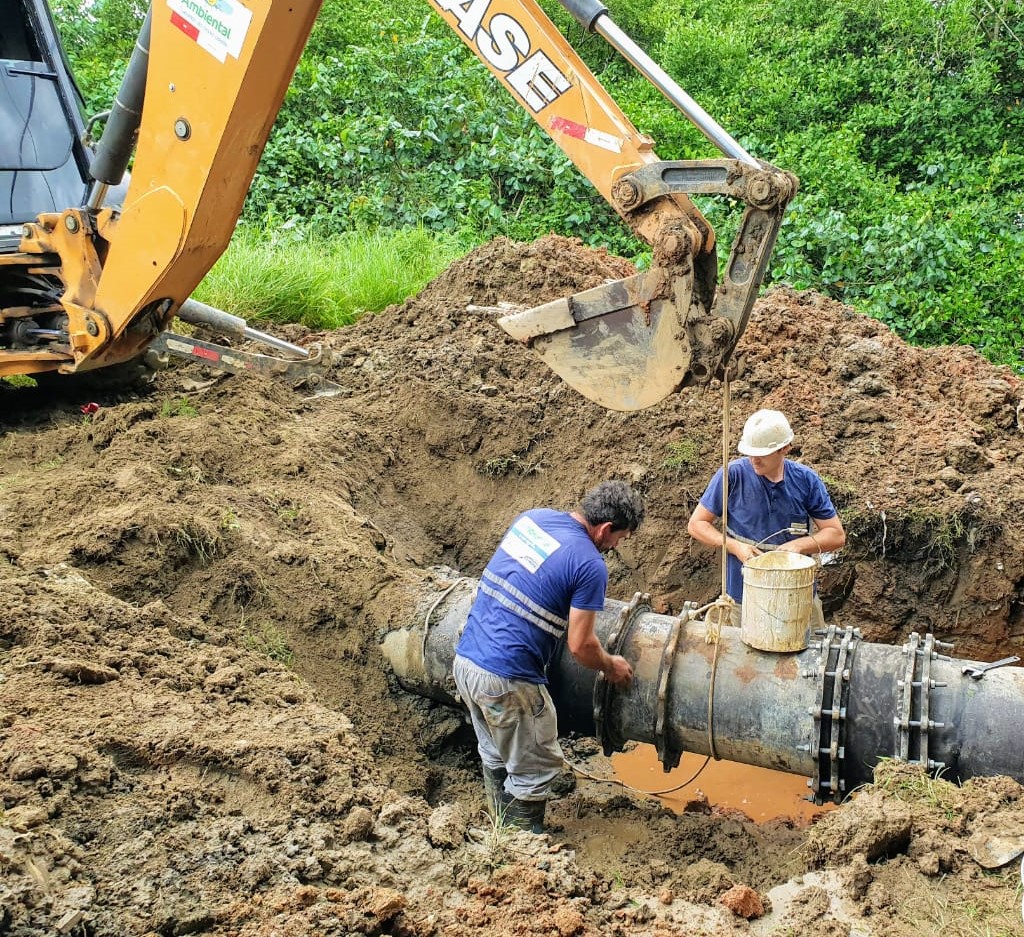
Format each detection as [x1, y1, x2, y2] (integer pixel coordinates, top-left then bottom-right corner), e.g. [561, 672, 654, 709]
[382, 579, 1024, 802]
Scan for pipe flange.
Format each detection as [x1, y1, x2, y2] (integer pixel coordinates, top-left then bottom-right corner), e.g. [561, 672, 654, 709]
[807, 624, 836, 803]
[826, 628, 855, 800]
[919, 633, 934, 770]
[894, 631, 953, 772]
[808, 624, 859, 804]
[654, 605, 691, 771]
[895, 633, 921, 763]
[593, 591, 649, 757]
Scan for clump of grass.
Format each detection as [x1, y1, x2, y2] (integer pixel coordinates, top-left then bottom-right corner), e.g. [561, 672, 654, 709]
[171, 521, 219, 565]
[160, 397, 199, 418]
[661, 438, 700, 473]
[263, 493, 304, 523]
[2, 375, 37, 388]
[479, 453, 545, 478]
[219, 509, 241, 531]
[463, 803, 519, 875]
[194, 226, 466, 329]
[242, 621, 294, 667]
[870, 759, 960, 819]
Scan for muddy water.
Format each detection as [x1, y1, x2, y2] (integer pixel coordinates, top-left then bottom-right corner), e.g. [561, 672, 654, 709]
[612, 743, 833, 824]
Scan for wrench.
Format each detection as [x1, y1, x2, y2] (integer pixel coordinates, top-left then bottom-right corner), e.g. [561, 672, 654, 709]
[962, 655, 1021, 680]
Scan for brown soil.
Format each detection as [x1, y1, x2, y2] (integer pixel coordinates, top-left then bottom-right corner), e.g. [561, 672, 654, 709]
[2, 234, 1023, 935]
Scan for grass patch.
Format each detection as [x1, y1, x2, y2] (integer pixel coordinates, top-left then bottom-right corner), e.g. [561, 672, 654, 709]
[905, 507, 967, 573]
[160, 397, 199, 419]
[193, 226, 466, 330]
[479, 453, 545, 478]
[892, 861, 1021, 937]
[462, 802, 521, 875]
[869, 759, 960, 820]
[838, 503, 988, 573]
[242, 621, 294, 667]
[2, 375, 37, 388]
[661, 438, 700, 473]
[264, 493, 304, 523]
[171, 521, 219, 565]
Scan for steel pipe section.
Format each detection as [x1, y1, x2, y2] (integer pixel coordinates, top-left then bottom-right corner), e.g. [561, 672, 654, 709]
[381, 579, 1024, 802]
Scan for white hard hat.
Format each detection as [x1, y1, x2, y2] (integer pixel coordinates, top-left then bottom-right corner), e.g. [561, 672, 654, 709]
[737, 409, 793, 456]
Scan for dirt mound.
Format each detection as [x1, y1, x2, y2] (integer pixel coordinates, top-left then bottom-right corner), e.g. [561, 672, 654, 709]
[335, 234, 1024, 653]
[1, 233, 1023, 934]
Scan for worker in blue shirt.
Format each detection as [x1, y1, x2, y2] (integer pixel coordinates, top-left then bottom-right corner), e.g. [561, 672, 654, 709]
[688, 409, 846, 626]
[454, 480, 644, 833]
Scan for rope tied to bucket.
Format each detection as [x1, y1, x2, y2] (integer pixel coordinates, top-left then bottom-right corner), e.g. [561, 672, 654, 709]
[700, 375, 739, 761]
[716, 376, 733, 628]
[703, 598, 732, 762]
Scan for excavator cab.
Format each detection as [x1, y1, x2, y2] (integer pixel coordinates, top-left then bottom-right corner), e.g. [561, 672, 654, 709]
[0, 0, 91, 362]
[0, 0, 89, 235]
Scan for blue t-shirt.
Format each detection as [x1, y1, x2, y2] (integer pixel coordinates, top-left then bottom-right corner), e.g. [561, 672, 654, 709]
[699, 458, 838, 602]
[456, 508, 607, 683]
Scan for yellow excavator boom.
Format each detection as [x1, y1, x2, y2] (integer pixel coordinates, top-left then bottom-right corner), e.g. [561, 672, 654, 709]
[6, 0, 796, 409]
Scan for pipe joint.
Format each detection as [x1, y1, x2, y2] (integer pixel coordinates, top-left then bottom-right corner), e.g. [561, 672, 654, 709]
[593, 591, 649, 758]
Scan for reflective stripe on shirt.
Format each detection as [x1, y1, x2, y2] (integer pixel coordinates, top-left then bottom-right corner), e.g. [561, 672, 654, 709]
[480, 568, 567, 639]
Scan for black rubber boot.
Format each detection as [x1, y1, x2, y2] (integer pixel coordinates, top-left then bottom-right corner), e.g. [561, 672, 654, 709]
[482, 764, 508, 820]
[498, 790, 546, 834]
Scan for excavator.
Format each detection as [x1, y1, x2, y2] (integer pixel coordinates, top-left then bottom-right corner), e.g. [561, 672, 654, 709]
[1, 0, 797, 411]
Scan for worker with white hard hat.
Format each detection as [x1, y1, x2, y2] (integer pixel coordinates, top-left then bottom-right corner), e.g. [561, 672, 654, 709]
[687, 408, 846, 625]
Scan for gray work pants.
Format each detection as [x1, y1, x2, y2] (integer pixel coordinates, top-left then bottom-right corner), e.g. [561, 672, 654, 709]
[452, 654, 563, 801]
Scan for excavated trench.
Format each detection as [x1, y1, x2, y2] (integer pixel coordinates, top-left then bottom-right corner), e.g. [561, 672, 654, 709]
[2, 235, 1024, 935]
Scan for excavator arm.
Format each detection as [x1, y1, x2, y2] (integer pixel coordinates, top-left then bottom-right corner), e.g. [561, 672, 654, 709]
[5, 0, 796, 410]
[435, 0, 797, 407]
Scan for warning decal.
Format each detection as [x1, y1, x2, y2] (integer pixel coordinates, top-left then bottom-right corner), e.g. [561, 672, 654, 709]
[549, 116, 623, 154]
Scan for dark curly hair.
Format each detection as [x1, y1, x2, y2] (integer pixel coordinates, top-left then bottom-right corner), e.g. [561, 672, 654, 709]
[579, 480, 645, 533]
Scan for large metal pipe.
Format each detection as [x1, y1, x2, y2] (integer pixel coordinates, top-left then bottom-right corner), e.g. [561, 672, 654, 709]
[382, 579, 1024, 802]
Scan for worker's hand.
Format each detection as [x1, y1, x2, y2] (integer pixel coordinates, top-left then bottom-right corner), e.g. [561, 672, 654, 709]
[603, 655, 633, 687]
[728, 538, 762, 564]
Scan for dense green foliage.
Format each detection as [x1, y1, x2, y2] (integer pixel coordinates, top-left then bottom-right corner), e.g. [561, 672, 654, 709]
[56, 0, 1023, 369]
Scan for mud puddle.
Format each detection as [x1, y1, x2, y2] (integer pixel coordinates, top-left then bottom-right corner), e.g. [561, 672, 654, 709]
[612, 744, 834, 824]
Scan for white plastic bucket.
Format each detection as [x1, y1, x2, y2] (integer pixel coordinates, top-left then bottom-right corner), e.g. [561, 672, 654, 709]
[740, 551, 816, 652]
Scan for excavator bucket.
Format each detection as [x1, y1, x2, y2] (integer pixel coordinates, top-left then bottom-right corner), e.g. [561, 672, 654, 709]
[498, 268, 699, 412]
[497, 158, 798, 412]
